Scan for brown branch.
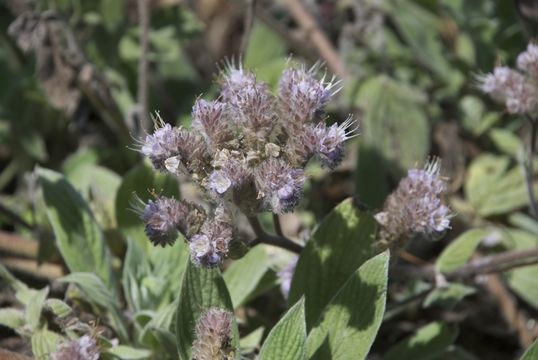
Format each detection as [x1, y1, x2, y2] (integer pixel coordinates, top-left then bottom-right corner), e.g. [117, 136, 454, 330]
[392, 247, 538, 282]
[483, 274, 535, 348]
[240, 0, 257, 56]
[137, 0, 151, 134]
[248, 216, 303, 254]
[2, 257, 63, 280]
[283, 0, 347, 78]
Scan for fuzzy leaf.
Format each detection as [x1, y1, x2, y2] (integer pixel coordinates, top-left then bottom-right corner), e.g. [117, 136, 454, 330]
[37, 167, 113, 287]
[384, 322, 459, 360]
[259, 298, 306, 360]
[104, 345, 153, 359]
[44, 299, 72, 318]
[31, 327, 63, 359]
[436, 229, 492, 273]
[465, 154, 538, 216]
[60, 272, 128, 341]
[306, 251, 389, 360]
[0, 308, 25, 330]
[503, 229, 538, 309]
[175, 261, 237, 360]
[289, 198, 377, 329]
[423, 284, 476, 309]
[224, 245, 271, 308]
[26, 287, 49, 331]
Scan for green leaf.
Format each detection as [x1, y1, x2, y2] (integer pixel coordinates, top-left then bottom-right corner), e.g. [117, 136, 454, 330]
[488, 129, 523, 157]
[465, 154, 538, 216]
[503, 229, 538, 309]
[259, 298, 306, 360]
[436, 229, 492, 273]
[355, 76, 430, 204]
[60, 273, 128, 341]
[224, 245, 271, 308]
[44, 299, 72, 318]
[115, 163, 179, 248]
[289, 198, 377, 329]
[0, 308, 25, 330]
[31, 327, 63, 359]
[306, 251, 389, 360]
[423, 284, 476, 309]
[520, 339, 538, 360]
[26, 287, 49, 331]
[245, 22, 285, 68]
[384, 322, 459, 360]
[175, 261, 237, 360]
[104, 345, 153, 359]
[240, 327, 265, 354]
[37, 167, 113, 287]
[66, 163, 121, 229]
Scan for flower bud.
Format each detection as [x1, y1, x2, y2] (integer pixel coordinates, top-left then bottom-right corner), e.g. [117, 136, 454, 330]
[192, 308, 234, 360]
[192, 99, 233, 149]
[517, 43, 538, 80]
[53, 335, 99, 360]
[375, 159, 451, 249]
[139, 197, 206, 247]
[255, 159, 305, 214]
[314, 116, 358, 169]
[141, 123, 181, 171]
[189, 206, 233, 267]
[279, 64, 339, 124]
[479, 66, 538, 114]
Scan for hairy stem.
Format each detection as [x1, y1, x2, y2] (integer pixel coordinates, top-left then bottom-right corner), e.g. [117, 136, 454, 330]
[137, 0, 151, 134]
[248, 216, 303, 254]
[272, 213, 284, 237]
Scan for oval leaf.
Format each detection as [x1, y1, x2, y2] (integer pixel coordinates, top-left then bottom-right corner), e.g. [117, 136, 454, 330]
[306, 251, 389, 360]
[37, 167, 113, 287]
[289, 198, 377, 329]
[384, 322, 459, 360]
[259, 298, 306, 360]
[436, 229, 491, 273]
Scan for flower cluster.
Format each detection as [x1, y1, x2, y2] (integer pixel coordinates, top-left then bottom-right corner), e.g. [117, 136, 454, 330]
[375, 159, 451, 250]
[192, 308, 235, 360]
[138, 62, 356, 266]
[479, 43, 538, 114]
[52, 335, 100, 360]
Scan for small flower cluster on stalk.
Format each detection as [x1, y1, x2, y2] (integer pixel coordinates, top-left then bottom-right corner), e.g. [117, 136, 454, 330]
[375, 159, 451, 250]
[479, 43, 538, 115]
[191, 308, 234, 360]
[52, 335, 100, 360]
[137, 62, 357, 266]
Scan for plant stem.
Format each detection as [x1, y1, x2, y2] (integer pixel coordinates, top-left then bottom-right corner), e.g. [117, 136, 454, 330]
[273, 213, 284, 237]
[248, 216, 303, 254]
[137, 0, 151, 135]
[524, 116, 538, 218]
[240, 0, 256, 56]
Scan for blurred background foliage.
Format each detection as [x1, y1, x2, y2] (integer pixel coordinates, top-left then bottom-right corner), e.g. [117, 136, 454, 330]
[1, 0, 538, 359]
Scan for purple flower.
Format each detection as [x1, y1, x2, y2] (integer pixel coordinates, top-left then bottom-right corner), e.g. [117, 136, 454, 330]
[53, 335, 99, 360]
[189, 206, 233, 267]
[375, 159, 451, 248]
[140, 123, 181, 171]
[517, 43, 538, 80]
[479, 66, 538, 114]
[192, 99, 233, 148]
[139, 197, 206, 247]
[279, 64, 339, 124]
[255, 158, 305, 214]
[314, 116, 358, 169]
[192, 308, 234, 360]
